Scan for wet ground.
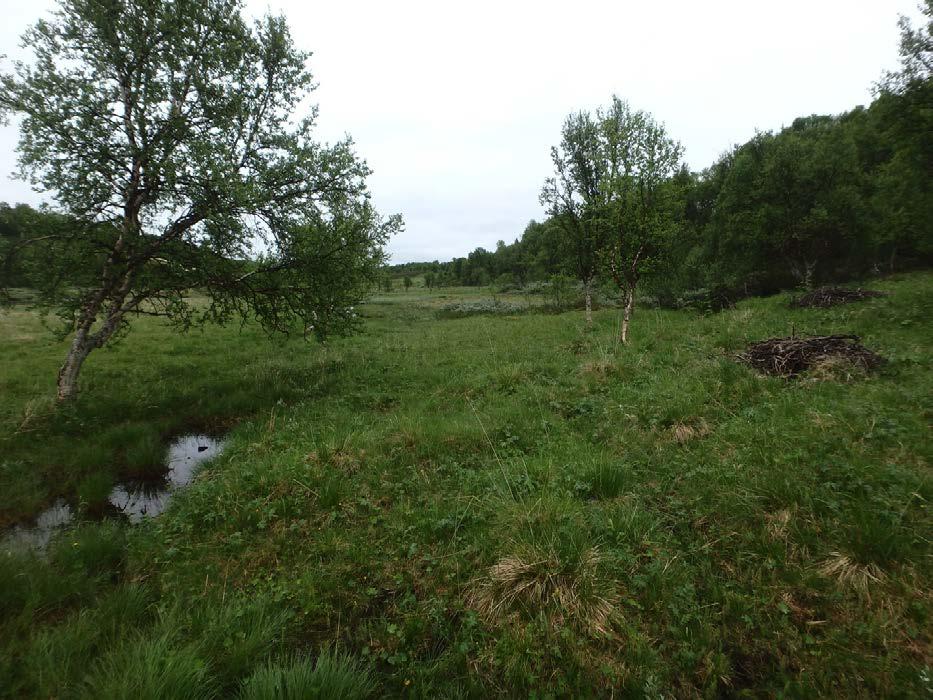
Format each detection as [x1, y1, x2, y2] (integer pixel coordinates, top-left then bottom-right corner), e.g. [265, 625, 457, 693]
[2, 434, 225, 553]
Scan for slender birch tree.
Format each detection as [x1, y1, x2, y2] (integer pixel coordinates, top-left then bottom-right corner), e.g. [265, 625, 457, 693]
[540, 111, 606, 326]
[597, 97, 683, 343]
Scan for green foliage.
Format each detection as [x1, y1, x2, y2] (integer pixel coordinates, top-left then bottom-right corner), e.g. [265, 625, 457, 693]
[878, 0, 933, 93]
[708, 118, 870, 290]
[0, 0, 400, 399]
[399, 10, 930, 305]
[21, 584, 152, 697]
[122, 426, 165, 477]
[51, 521, 127, 578]
[175, 595, 291, 683]
[76, 471, 114, 514]
[593, 98, 684, 289]
[545, 273, 576, 310]
[540, 109, 607, 296]
[578, 459, 629, 499]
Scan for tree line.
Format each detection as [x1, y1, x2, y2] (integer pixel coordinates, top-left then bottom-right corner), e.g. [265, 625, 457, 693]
[404, 3, 931, 334]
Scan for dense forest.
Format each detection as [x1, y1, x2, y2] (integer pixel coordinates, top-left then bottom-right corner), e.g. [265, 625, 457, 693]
[391, 19, 931, 308]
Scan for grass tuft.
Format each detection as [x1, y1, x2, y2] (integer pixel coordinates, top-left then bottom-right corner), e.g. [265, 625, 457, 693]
[818, 552, 887, 599]
[80, 634, 217, 700]
[238, 650, 375, 700]
[76, 471, 114, 515]
[471, 543, 618, 636]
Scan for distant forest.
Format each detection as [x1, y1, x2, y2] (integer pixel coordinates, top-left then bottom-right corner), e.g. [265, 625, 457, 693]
[390, 39, 931, 307]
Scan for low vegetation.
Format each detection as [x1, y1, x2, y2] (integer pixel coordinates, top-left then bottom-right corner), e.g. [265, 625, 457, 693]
[437, 299, 527, 319]
[1, 272, 929, 696]
[790, 286, 889, 309]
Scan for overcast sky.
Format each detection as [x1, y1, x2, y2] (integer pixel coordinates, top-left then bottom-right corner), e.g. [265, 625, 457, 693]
[0, 1, 921, 263]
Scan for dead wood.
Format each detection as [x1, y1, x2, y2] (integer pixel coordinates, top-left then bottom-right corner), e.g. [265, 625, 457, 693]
[789, 287, 886, 309]
[738, 334, 885, 377]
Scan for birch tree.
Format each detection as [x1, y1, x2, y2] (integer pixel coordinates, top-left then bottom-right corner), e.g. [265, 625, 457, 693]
[597, 97, 683, 343]
[540, 111, 606, 326]
[0, 0, 401, 401]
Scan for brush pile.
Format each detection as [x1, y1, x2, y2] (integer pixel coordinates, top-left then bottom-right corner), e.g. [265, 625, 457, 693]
[739, 335, 885, 377]
[790, 287, 886, 308]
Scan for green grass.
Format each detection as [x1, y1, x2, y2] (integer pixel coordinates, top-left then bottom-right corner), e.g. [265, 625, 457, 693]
[0, 273, 930, 696]
[238, 650, 376, 700]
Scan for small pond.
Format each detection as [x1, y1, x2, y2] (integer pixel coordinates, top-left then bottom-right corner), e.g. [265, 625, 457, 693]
[2, 434, 225, 553]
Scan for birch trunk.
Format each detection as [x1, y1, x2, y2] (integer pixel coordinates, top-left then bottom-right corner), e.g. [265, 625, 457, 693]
[620, 287, 635, 344]
[56, 330, 93, 402]
[55, 290, 130, 402]
[584, 279, 593, 327]
[803, 259, 817, 290]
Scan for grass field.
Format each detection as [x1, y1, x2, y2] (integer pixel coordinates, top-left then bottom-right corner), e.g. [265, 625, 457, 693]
[1, 272, 930, 697]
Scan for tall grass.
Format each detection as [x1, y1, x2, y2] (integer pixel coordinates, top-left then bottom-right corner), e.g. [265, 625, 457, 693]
[80, 635, 217, 700]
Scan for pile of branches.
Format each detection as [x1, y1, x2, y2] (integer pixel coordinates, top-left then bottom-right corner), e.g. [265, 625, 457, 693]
[789, 287, 886, 309]
[738, 334, 885, 377]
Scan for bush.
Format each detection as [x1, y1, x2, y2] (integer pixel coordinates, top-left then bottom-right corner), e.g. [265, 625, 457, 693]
[494, 273, 522, 292]
[546, 274, 576, 310]
[675, 286, 735, 313]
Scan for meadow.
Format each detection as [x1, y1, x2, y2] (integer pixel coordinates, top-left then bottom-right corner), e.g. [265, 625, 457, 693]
[0, 272, 930, 697]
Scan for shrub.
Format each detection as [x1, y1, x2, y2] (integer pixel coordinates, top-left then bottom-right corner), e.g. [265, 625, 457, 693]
[675, 287, 734, 313]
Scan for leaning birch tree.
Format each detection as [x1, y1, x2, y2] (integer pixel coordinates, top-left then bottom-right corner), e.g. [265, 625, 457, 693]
[0, 0, 401, 401]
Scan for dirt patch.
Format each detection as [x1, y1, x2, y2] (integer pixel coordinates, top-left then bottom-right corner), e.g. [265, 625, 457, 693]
[738, 335, 885, 377]
[789, 287, 886, 309]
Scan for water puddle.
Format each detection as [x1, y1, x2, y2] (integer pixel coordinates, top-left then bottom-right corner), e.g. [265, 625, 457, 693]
[3, 434, 225, 553]
[108, 434, 225, 523]
[3, 499, 75, 552]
